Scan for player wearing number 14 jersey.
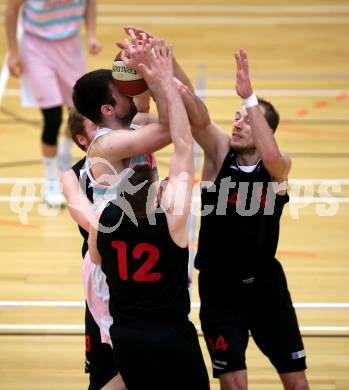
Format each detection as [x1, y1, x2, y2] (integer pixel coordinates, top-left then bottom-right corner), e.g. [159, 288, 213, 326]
[187, 49, 308, 389]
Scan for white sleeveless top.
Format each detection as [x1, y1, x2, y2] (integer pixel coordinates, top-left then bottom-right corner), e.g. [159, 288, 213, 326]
[85, 124, 158, 208]
[82, 123, 159, 345]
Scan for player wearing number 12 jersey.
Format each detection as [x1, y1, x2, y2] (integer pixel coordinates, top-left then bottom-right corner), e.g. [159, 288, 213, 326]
[88, 39, 209, 390]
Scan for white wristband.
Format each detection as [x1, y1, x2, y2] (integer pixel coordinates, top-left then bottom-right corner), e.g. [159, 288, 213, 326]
[243, 93, 258, 108]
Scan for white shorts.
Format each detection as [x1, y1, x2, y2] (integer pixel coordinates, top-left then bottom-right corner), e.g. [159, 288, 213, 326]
[21, 32, 86, 108]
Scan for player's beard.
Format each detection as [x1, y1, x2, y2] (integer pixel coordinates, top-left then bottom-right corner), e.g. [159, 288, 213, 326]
[231, 142, 256, 155]
[120, 100, 138, 126]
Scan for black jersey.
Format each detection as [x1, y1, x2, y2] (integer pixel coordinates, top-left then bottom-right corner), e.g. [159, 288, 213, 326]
[71, 157, 92, 257]
[195, 149, 289, 279]
[97, 204, 191, 321]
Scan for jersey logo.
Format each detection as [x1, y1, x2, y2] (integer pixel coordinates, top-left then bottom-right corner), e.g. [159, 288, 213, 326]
[212, 359, 228, 370]
[291, 350, 306, 359]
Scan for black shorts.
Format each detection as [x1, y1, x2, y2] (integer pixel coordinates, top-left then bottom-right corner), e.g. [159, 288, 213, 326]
[110, 318, 210, 390]
[85, 304, 118, 388]
[199, 259, 306, 377]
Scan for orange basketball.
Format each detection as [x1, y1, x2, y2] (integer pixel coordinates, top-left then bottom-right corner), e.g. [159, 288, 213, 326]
[111, 51, 148, 97]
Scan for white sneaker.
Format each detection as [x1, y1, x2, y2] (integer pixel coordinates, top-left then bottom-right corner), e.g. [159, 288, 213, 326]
[42, 180, 67, 207]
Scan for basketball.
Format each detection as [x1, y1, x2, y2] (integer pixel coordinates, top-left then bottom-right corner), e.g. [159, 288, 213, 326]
[112, 51, 149, 97]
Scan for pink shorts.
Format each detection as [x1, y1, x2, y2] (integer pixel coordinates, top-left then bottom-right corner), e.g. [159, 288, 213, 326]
[21, 32, 86, 108]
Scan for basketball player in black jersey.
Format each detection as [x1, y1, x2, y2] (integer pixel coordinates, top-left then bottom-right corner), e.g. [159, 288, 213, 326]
[61, 109, 127, 390]
[178, 50, 309, 389]
[87, 41, 209, 390]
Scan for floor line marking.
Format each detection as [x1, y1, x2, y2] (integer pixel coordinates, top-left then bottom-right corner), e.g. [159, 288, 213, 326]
[0, 324, 348, 333]
[1, 301, 349, 309]
[96, 16, 349, 25]
[96, 5, 349, 14]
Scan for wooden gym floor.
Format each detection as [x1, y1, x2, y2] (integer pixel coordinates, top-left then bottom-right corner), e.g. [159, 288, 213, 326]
[0, 0, 348, 388]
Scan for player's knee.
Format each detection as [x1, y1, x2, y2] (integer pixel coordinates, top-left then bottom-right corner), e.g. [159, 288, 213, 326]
[41, 106, 63, 146]
[282, 373, 309, 390]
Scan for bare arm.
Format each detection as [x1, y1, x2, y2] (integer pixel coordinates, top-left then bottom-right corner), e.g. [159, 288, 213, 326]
[5, 0, 23, 77]
[61, 169, 93, 232]
[138, 49, 194, 247]
[133, 91, 151, 114]
[92, 38, 181, 164]
[174, 79, 210, 129]
[176, 80, 230, 182]
[120, 32, 169, 127]
[88, 224, 101, 265]
[132, 111, 159, 126]
[234, 49, 291, 180]
[162, 76, 194, 247]
[91, 122, 170, 165]
[84, 0, 102, 54]
[172, 56, 194, 92]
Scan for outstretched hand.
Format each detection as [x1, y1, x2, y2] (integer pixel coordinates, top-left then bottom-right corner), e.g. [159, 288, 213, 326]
[234, 49, 253, 99]
[120, 30, 173, 88]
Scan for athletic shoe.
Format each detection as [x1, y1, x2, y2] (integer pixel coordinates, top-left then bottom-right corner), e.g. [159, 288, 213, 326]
[42, 179, 67, 207]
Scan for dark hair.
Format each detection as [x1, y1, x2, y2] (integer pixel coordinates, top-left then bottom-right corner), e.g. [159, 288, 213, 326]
[68, 108, 86, 151]
[257, 97, 280, 133]
[123, 165, 157, 218]
[72, 69, 116, 124]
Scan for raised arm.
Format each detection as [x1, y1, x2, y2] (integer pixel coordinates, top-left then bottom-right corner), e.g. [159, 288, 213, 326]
[122, 31, 171, 128]
[172, 79, 230, 182]
[162, 77, 194, 247]
[234, 49, 291, 180]
[176, 79, 230, 172]
[5, 0, 23, 77]
[120, 26, 231, 181]
[143, 50, 195, 247]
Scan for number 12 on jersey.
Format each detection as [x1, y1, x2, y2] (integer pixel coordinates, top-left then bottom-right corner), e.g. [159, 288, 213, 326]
[111, 240, 161, 282]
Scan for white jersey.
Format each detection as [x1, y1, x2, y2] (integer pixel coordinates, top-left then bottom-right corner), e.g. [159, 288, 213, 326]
[82, 123, 158, 345]
[85, 124, 158, 207]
